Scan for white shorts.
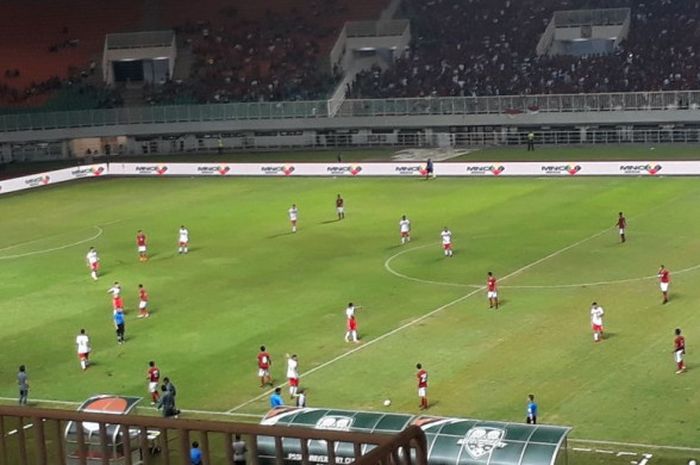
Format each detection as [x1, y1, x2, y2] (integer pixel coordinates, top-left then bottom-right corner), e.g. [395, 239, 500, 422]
[674, 350, 684, 363]
[337, 207, 345, 214]
[418, 387, 427, 398]
[619, 228, 625, 235]
[660, 282, 669, 292]
[139, 301, 148, 309]
[138, 245, 147, 253]
[258, 368, 269, 377]
[149, 382, 158, 393]
[487, 291, 498, 299]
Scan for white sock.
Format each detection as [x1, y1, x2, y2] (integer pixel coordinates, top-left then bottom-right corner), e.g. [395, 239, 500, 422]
[184, 247, 188, 253]
[81, 360, 86, 369]
[91, 271, 97, 280]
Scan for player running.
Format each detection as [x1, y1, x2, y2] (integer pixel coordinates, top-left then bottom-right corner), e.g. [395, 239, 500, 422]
[108, 282, 121, 297]
[673, 328, 687, 374]
[399, 215, 411, 244]
[138, 284, 150, 318]
[86, 247, 100, 281]
[616, 212, 626, 243]
[440, 227, 453, 257]
[109, 282, 124, 313]
[286, 354, 299, 398]
[136, 230, 148, 262]
[76, 329, 91, 371]
[590, 302, 604, 342]
[487, 272, 499, 309]
[416, 363, 428, 410]
[257, 346, 273, 387]
[345, 315, 359, 343]
[147, 361, 161, 405]
[336, 194, 345, 220]
[178, 226, 189, 254]
[289, 204, 298, 233]
[658, 265, 670, 304]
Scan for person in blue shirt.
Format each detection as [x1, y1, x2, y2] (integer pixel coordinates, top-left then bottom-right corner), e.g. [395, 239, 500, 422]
[270, 387, 284, 408]
[526, 394, 537, 424]
[190, 441, 203, 465]
[113, 310, 125, 344]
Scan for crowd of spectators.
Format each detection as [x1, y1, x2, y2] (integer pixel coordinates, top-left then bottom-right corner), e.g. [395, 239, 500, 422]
[144, 4, 348, 105]
[348, 0, 700, 98]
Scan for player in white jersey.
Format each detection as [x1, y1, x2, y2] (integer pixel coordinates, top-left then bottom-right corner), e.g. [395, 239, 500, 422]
[286, 354, 299, 398]
[178, 226, 189, 254]
[86, 247, 100, 280]
[399, 215, 411, 244]
[345, 302, 357, 319]
[75, 329, 91, 370]
[107, 282, 121, 297]
[590, 302, 604, 342]
[289, 204, 298, 233]
[441, 227, 453, 257]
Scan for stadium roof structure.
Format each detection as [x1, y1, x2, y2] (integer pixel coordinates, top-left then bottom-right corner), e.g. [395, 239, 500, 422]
[105, 30, 175, 50]
[261, 407, 571, 465]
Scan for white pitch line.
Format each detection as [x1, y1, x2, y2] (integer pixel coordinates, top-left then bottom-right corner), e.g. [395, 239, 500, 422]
[572, 447, 592, 452]
[6, 423, 34, 437]
[570, 438, 700, 453]
[385, 241, 700, 290]
[595, 449, 615, 454]
[227, 226, 611, 413]
[617, 452, 639, 457]
[0, 226, 103, 260]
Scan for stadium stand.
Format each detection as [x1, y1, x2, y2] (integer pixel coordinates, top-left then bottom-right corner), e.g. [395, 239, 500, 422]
[348, 0, 700, 98]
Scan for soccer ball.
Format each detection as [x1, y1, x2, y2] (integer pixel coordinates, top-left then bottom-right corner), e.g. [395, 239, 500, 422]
[383, 399, 391, 407]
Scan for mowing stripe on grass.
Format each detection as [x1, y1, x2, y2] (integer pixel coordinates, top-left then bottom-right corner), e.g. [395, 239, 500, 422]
[226, 226, 612, 413]
[570, 438, 700, 453]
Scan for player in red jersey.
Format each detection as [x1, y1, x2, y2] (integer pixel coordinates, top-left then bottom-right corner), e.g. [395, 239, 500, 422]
[616, 212, 626, 243]
[673, 328, 687, 374]
[257, 346, 273, 387]
[487, 272, 499, 309]
[138, 284, 150, 318]
[416, 363, 428, 410]
[112, 295, 124, 314]
[658, 265, 670, 304]
[345, 315, 359, 343]
[147, 361, 161, 404]
[136, 230, 148, 262]
[336, 194, 345, 220]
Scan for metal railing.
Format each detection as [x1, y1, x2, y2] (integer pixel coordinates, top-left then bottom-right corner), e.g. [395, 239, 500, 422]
[0, 91, 698, 133]
[0, 405, 428, 465]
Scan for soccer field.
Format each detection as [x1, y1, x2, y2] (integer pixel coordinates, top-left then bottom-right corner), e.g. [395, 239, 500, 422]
[1, 174, 699, 457]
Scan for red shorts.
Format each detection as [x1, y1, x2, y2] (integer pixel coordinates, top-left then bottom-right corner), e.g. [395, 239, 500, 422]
[78, 352, 89, 361]
[401, 231, 409, 237]
[289, 378, 299, 387]
[443, 243, 452, 250]
[179, 241, 188, 246]
[592, 324, 603, 332]
[90, 262, 99, 271]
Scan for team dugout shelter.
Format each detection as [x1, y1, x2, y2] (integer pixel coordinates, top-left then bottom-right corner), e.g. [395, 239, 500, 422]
[102, 31, 176, 85]
[259, 407, 571, 465]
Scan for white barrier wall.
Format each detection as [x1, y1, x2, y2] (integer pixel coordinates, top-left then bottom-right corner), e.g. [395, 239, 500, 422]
[0, 164, 107, 195]
[1, 161, 697, 196]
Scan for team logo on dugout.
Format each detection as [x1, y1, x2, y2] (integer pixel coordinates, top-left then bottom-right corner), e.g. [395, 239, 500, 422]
[458, 427, 507, 459]
[314, 415, 354, 431]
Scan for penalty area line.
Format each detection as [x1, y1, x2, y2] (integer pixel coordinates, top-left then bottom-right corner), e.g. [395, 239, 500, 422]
[227, 226, 612, 413]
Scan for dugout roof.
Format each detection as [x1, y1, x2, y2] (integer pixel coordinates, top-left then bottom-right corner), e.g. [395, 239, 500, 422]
[262, 407, 571, 465]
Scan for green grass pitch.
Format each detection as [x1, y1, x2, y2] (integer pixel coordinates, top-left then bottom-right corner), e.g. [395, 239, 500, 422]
[1, 171, 700, 462]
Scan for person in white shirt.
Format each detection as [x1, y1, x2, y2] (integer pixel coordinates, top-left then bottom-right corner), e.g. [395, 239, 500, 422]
[178, 226, 189, 254]
[295, 389, 307, 407]
[75, 329, 91, 370]
[86, 247, 99, 281]
[345, 302, 358, 319]
[590, 302, 605, 342]
[441, 227, 453, 257]
[399, 215, 411, 244]
[289, 204, 298, 233]
[107, 282, 121, 297]
[286, 354, 299, 398]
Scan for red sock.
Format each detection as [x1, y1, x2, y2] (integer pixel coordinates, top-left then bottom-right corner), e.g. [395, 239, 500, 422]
[677, 362, 683, 370]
